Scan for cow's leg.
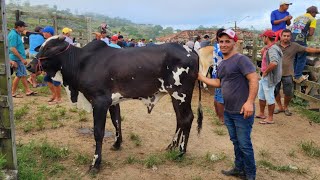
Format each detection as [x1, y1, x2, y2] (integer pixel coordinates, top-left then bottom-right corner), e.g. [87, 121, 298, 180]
[109, 104, 122, 150]
[90, 96, 111, 173]
[167, 96, 194, 156]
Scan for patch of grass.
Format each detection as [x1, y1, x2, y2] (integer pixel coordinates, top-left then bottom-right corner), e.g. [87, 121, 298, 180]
[164, 150, 184, 162]
[130, 133, 142, 146]
[23, 122, 34, 133]
[48, 163, 66, 176]
[300, 141, 320, 158]
[75, 153, 91, 165]
[191, 176, 202, 180]
[48, 109, 59, 121]
[213, 118, 224, 126]
[35, 116, 45, 131]
[288, 149, 296, 158]
[39, 141, 69, 160]
[291, 97, 308, 107]
[144, 154, 163, 168]
[51, 121, 64, 129]
[69, 107, 78, 113]
[205, 152, 227, 163]
[121, 115, 125, 122]
[37, 105, 50, 111]
[57, 107, 66, 117]
[37, 86, 50, 95]
[78, 110, 88, 122]
[213, 127, 226, 136]
[14, 104, 29, 120]
[125, 155, 141, 164]
[291, 97, 320, 124]
[259, 149, 271, 159]
[257, 160, 308, 174]
[0, 154, 7, 179]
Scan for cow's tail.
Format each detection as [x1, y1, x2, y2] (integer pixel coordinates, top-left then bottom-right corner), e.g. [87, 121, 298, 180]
[197, 80, 203, 135]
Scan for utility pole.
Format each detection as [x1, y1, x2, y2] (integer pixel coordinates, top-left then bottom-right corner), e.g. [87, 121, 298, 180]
[0, 0, 18, 179]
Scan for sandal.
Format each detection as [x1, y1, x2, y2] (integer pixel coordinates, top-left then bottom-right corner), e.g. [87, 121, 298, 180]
[48, 100, 62, 105]
[284, 109, 292, 116]
[26, 91, 38, 96]
[12, 94, 23, 98]
[47, 98, 55, 102]
[259, 120, 275, 125]
[255, 115, 267, 119]
[274, 109, 284, 114]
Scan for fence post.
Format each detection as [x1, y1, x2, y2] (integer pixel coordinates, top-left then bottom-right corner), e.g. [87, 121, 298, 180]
[53, 12, 57, 35]
[0, 0, 18, 178]
[86, 17, 92, 43]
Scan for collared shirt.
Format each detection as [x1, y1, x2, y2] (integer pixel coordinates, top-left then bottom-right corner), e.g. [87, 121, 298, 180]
[276, 41, 306, 76]
[271, 9, 290, 32]
[108, 43, 121, 49]
[8, 29, 26, 61]
[292, 13, 317, 45]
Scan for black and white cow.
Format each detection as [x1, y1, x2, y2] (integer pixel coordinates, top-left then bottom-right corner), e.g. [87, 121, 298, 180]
[36, 36, 203, 172]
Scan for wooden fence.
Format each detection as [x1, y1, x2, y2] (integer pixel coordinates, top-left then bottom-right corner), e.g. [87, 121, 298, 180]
[242, 38, 320, 108]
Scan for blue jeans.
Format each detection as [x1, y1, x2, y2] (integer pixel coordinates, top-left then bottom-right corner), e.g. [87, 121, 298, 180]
[294, 45, 307, 79]
[224, 111, 256, 178]
[44, 74, 61, 86]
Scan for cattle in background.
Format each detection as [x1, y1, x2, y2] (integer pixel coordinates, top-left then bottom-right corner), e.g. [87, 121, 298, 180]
[36, 36, 203, 173]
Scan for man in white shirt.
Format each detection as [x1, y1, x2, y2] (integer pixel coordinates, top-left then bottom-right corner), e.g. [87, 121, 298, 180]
[62, 27, 74, 44]
[194, 35, 201, 54]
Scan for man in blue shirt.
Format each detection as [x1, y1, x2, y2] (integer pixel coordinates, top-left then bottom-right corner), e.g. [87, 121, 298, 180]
[270, 0, 292, 40]
[8, 20, 36, 98]
[27, 26, 45, 87]
[108, 35, 121, 49]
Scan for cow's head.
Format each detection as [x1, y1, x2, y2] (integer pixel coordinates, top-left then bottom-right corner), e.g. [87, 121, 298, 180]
[36, 35, 69, 78]
[198, 46, 215, 77]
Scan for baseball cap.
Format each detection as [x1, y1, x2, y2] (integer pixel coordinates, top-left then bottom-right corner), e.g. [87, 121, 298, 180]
[307, 6, 319, 14]
[62, 27, 72, 34]
[15, 20, 28, 27]
[111, 35, 118, 41]
[34, 26, 43, 32]
[259, 29, 276, 38]
[218, 29, 238, 42]
[42, 26, 55, 35]
[279, 0, 292, 5]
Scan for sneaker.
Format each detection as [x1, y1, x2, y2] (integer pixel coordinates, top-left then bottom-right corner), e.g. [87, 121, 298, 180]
[221, 168, 245, 177]
[294, 75, 309, 83]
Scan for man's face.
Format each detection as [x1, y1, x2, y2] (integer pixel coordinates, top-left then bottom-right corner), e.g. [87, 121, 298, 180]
[43, 32, 52, 39]
[311, 12, 317, 18]
[281, 32, 291, 44]
[101, 33, 106, 38]
[218, 35, 236, 54]
[16, 26, 26, 33]
[281, 4, 290, 11]
[262, 36, 268, 45]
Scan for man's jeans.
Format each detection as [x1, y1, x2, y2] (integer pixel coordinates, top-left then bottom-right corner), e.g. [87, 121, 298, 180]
[224, 111, 256, 178]
[294, 45, 307, 79]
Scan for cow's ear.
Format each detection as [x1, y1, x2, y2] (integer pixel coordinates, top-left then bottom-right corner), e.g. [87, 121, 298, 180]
[58, 35, 66, 42]
[35, 45, 41, 52]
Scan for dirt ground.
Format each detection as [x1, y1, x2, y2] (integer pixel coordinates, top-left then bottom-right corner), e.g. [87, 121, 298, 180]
[13, 86, 320, 180]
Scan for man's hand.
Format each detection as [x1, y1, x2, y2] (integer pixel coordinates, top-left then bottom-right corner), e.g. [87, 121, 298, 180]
[262, 72, 267, 77]
[21, 59, 27, 65]
[284, 15, 292, 21]
[10, 61, 17, 68]
[240, 101, 254, 119]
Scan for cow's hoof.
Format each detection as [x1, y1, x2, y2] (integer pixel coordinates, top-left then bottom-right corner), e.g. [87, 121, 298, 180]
[110, 144, 121, 151]
[88, 165, 100, 175]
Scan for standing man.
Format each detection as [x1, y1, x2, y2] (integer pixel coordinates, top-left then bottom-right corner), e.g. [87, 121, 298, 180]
[108, 35, 121, 49]
[274, 29, 320, 115]
[270, 1, 292, 40]
[62, 27, 73, 44]
[198, 29, 259, 180]
[256, 30, 282, 124]
[42, 26, 62, 105]
[291, 6, 318, 83]
[194, 35, 201, 54]
[8, 20, 36, 97]
[27, 26, 45, 88]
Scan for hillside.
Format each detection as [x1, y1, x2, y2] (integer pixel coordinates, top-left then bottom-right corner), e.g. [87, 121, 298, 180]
[5, 1, 175, 40]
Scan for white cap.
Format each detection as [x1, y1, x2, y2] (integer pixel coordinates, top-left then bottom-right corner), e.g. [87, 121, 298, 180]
[280, 0, 292, 5]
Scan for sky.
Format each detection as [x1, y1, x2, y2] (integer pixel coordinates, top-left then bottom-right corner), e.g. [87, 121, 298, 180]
[18, 0, 320, 30]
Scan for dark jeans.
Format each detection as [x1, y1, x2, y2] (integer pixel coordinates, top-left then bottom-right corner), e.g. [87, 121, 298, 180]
[294, 45, 307, 79]
[224, 111, 256, 178]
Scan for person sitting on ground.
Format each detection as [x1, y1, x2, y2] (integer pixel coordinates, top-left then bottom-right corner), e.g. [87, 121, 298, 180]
[256, 30, 282, 124]
[42, 26, 62, 105]
[8, 20, 37, 98]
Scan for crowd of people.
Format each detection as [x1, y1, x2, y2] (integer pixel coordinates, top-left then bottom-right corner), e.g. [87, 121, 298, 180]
[6, 1, 320, 179]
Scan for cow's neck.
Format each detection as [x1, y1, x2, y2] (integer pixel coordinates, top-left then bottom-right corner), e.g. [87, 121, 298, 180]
[59, 45, 82, 88]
